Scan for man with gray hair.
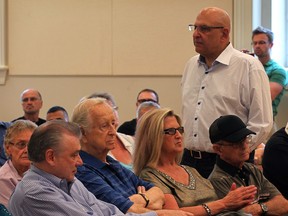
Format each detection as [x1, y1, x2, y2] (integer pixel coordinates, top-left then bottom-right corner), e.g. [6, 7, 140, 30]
[136, 101, 160, 121]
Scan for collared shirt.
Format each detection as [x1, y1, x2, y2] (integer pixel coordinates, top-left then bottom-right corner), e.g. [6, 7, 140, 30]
[181, 43, 273, 152]
[76, 151, 154, 213]
[264, 59, 287, 117]
[0, 160, 22, 208]
[0, 204, 11, 216]
[8, 165, 156, 216]
[209, 157, 280, 200]
[108, 132, 134, 171]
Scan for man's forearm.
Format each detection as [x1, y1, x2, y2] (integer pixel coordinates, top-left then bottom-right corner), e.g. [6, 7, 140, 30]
[243, 195, 288, 215]
[145, 187, 165, 210]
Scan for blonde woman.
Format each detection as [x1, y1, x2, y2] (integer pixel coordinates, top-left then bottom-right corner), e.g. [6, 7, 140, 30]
[134, 108, 256, 216]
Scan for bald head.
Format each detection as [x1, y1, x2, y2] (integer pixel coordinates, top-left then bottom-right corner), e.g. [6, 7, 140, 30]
[20, 89, 42, 101]
[193, 7, 231, 65]
[197, 7, 231, 32]
[20, 88, 43, 117]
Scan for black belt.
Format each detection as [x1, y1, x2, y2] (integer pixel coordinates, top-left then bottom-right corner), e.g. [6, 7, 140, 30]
[185, 148, 216, 159]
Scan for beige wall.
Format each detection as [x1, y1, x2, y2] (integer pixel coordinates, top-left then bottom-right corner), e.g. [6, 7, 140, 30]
[4, 0, 285, 130]
[1, 0, 233, 122]
[8, 0, 233, 76]
[0, 75, 182, 124]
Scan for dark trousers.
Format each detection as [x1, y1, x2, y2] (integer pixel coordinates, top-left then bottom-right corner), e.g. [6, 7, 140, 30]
[181, 149, 217, 179]
[181, 148, 255, 179]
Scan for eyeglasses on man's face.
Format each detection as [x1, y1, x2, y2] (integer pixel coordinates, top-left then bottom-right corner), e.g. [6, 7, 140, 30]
[137, 99, 157, 104]
[217, 135, 253, 149]
[188, 24, 224, 33]
[112, 106, 119, 111]
[22, 97, 40, 103]
[9, 141, 29, 150]
[251, 41, 268, 46]
[163, 126, 184, 135]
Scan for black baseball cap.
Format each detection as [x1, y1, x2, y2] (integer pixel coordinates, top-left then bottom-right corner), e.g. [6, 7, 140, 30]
[209, 115, 256, 144]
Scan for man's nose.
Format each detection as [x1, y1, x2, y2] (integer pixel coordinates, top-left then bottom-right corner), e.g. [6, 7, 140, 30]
[76, 155, 83, 166]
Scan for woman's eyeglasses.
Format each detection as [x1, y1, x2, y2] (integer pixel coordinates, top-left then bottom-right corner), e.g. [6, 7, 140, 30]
[9, 141, 29, 150]
[163, 127, 184, 135]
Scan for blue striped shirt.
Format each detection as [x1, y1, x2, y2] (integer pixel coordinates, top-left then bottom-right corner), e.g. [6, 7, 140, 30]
[76, 151, 154, 213]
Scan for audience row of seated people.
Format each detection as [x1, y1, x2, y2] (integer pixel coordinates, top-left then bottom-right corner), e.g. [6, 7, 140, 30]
[0, 89, 288, 215]
[7, 118, 191, 216]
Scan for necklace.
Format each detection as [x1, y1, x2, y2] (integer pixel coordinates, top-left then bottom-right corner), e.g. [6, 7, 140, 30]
[156, 165, 196, 189]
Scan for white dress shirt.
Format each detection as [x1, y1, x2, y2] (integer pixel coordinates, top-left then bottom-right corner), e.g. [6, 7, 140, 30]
[181, 43, 273, 153]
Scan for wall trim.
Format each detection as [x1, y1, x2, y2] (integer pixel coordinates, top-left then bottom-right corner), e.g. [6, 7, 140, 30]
[0, 0, 7, 85]
[0, 66, 8, 85]
[233, 0, 253, 51]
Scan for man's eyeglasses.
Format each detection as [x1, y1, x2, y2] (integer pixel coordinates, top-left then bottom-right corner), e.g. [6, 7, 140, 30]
[217, 135, 253, 149]
[251, 41, 268, 46]
[188, 24, 224, 33]
[137, 99, 157, 104]
[22, 97, 40, 103]
[112, 106, 119, 111]
[163, 127, 184, 135]
[9, 141, 29, 150]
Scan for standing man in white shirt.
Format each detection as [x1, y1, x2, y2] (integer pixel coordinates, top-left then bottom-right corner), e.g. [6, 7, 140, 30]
[181, 7, 273, 178]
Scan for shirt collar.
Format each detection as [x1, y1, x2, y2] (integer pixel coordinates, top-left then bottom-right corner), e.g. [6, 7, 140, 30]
[198, 43, 233, 67]
[7, 159, 22, 180]
[216, 156, 250, 178]
[0, 121, 11, 128]
[30, 164, 74, 194]
[264, 59, 273, 67]
[79, 150, 115, 168]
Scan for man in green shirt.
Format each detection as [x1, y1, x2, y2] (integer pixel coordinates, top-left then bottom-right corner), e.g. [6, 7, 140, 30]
[252, 26, 287, 118]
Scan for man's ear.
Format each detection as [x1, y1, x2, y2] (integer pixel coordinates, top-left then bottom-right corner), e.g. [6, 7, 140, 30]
[80, 127, 88, 144]
[45, 149, 56, 166]
[221, 28, 229, 40]
[269, 42, 274, 49]
[212, 144, 222, 154]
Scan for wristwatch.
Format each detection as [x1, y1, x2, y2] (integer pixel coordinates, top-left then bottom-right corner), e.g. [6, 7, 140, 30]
[259, 203, 268, 215]
[138, 193, 150, 208]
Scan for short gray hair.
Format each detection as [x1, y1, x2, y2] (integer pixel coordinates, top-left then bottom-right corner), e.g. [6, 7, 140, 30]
[28, 121, 81, 162]
[4, 120, 37, 157]
[71, 97, 107, 130]
[136, 101, 160, 119]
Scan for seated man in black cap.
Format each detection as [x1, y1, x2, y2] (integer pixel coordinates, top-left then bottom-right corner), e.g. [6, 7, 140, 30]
[208, 115, 288, 216]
